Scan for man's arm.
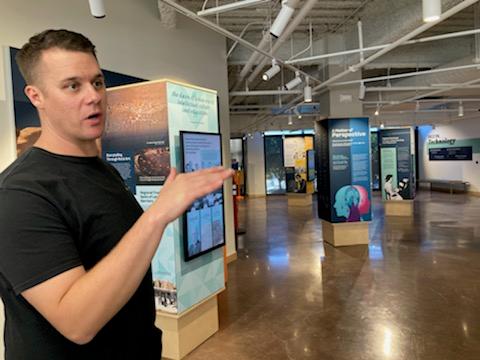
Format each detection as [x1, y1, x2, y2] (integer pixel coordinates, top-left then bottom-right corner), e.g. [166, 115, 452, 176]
[22, 167, 233, 345]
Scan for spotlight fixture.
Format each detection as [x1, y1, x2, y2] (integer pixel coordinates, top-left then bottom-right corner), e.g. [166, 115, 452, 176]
[358, 82, 366, 100]
[262, 60, 281, 81]
[304, 77, 312, 103]
[88, 0, 106, 18]
[422, 0, 441, 23]
[284, 72, 302, 90]
[298, 114, 302, 119]
[458, 101, 464, 117]
[380, 123, 385, 129]
[374, 104, 380, 116]
[288, 115, 293, 125]
[270, 0, 295, 38]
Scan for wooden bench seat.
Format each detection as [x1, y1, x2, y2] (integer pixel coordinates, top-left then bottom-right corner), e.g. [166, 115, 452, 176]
[418, 179, 470, 194]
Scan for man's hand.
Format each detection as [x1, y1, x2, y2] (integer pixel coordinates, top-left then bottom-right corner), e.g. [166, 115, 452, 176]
[148, 166, 234, 226]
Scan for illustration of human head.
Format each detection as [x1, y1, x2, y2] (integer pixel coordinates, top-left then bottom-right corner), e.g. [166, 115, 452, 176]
[333, 185, 360, 219]
[385, 174, 393, 183]
[334, 185, 371, 221]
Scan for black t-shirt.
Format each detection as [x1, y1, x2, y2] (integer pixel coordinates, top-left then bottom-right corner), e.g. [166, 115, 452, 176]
[0, 147, 162, 359]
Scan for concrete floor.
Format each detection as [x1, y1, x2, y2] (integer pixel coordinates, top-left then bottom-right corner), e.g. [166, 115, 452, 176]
[185, 191, 480, 360]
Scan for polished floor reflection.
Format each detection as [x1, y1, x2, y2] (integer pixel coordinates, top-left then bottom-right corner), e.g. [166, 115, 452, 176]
[184, 191, 480, 360]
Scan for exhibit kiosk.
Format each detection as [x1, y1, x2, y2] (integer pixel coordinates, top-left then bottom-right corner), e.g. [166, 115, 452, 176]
[378, 127, 416, 217]
[314, 118, 372, 247]
[103, 80, 225, 359]
[284, 135, 315, 206]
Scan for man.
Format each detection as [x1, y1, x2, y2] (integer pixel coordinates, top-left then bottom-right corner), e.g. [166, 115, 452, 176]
[0, 29, 233, 359]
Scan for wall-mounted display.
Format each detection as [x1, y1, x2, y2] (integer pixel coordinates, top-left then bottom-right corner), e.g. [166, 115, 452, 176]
[180, 131, 225, 261]
[429, 147, 472, 161]
[426, 134, 480, 161]
[315, 118, 372, 223]
[379, 128, 415, 200]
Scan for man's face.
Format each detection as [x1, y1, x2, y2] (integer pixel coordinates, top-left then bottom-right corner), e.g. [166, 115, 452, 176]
[27, 47, 106, 145]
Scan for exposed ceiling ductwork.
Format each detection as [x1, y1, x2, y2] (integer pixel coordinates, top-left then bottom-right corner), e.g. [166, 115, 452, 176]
[158, 0, 480, 131]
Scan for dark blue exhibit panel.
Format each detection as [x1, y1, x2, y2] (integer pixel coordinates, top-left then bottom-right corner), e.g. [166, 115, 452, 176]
[329, 118, 372, 223]
[315, 118, 372, 224]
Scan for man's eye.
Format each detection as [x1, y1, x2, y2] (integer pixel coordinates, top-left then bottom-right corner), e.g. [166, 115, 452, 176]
[67, 83, 78, 91]
[94, 80, 105, 89]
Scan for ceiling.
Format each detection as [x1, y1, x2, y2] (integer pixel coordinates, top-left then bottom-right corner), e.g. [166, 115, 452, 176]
[161, 0, 480, 132]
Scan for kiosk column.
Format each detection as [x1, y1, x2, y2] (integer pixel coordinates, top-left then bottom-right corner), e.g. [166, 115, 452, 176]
[315, 118, 372, 247]
[379, 128, 416, 217]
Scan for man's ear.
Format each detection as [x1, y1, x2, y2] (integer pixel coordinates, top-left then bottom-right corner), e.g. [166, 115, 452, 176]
[24, 85, 44, 109]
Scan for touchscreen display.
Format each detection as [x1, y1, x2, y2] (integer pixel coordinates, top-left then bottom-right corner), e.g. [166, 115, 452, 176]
[180, 131, 225, 261]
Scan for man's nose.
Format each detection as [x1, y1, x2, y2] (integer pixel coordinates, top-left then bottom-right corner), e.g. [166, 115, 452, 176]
[85, 84, 102, 104]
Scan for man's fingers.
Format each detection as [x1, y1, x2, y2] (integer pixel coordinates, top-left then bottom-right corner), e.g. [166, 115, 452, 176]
[164, 168, 177, 186]
[186, 170, 233, 200]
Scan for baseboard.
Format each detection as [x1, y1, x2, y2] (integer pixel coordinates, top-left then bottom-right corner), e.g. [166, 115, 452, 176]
[226, 252, 237, 264]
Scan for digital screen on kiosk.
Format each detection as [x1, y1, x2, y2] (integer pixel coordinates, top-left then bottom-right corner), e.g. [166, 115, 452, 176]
[180, 131, 225, 261]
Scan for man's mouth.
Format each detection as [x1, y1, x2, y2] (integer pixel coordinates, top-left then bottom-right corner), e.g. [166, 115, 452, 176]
[86, 112, 101, 120]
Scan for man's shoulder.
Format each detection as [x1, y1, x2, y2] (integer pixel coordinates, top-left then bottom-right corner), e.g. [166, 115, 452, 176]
[0, 148, 67, 194]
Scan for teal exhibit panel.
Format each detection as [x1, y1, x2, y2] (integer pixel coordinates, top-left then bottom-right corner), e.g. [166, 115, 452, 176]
[314, 118, 372, 223]
[102, 80, 224, 315]
[379, 128, 416, 200]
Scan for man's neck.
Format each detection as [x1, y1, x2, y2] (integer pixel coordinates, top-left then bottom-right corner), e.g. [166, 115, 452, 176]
[35, 134, 100, 157]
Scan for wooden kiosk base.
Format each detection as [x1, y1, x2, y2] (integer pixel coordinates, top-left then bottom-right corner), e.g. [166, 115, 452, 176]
[287, 193, 313, 207]
[322, 220, 370, 247]
[384, 200, 414, 217]
[155, 290, 222, 359]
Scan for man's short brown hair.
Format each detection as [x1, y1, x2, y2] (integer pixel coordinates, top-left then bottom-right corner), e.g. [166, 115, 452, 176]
[16, 29, 97, 85]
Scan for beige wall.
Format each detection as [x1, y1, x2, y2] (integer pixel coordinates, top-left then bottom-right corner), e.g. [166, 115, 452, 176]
[0, 1, 235, 356]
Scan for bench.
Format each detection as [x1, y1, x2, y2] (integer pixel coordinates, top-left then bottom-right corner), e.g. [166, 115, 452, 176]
[418, 179, 470, 194]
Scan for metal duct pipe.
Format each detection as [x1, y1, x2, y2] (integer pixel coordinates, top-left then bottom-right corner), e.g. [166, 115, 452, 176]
[387, 76, 480, 106]
[287, 28, 480, 65]
[230, 90, 302, 96]
[160, 0, 317, 81]
[332, 64, 480, 86]
[231, 0, 301, 91]
[246, 0, 319, 84]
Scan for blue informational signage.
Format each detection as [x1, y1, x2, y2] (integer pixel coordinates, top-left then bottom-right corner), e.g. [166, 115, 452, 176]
[379, 128, 415, 200]
[315, 118, 372, 223]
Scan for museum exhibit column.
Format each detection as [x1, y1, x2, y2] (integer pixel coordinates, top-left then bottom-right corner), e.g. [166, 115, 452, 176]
[314, 65, 371, 246]
[315, 118, 372, 247]
[102, 80, 225, 360]
[284, 136, 315, 206]
[379, 128, 416, 216]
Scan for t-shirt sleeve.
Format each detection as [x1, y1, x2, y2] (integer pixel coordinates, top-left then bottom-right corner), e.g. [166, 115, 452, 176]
[0, 189, 82, 295]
